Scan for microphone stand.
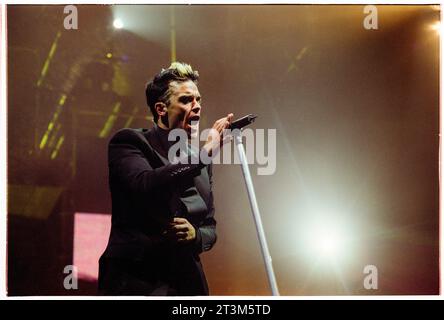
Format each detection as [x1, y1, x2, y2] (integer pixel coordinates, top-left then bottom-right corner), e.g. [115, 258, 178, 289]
[232, 128, 280, 296]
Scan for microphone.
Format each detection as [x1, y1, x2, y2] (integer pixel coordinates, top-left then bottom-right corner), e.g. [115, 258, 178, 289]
[229, 114, 258, 130]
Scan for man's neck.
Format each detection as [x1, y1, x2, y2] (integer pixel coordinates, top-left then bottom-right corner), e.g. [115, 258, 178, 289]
[157, 121, 169, 131]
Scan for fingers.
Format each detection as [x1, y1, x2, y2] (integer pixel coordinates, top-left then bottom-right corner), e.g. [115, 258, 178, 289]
[167, 217, 192, 238]
[170, 223, 190, 232]
[213, 120, 226, 132]
[164, 217, 196, 244]
[213, 113, 234, 131]
[203, 113, 234, 158]
[169, 218, 191, 234]
[171, 217, 188, 224]
[223, 113, 234, 129]
[211, 114, 234, 144]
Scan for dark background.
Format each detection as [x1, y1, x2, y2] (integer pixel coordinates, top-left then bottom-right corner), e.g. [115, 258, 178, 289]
[7, 4, 440, 295]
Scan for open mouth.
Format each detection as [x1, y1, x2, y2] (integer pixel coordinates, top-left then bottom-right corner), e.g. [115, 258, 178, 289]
[187, 115, 200, 125]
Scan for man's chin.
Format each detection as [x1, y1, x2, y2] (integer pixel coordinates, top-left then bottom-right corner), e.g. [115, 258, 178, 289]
[187, 123, 199, 140]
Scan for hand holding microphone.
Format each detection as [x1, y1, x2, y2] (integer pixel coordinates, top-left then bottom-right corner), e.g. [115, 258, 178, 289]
[202, 113, 259, 158]
[202, 113, 234, 158]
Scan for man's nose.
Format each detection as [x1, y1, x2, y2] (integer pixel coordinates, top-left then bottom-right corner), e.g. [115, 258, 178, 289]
[191, 99, 201, 113]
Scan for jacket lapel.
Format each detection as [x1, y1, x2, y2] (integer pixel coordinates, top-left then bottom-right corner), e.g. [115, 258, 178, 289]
[144, 128, 170, 166]
[143, 127, 209, 220]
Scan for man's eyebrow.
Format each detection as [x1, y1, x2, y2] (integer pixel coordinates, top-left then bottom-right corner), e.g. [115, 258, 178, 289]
[178, 93, 201, 99]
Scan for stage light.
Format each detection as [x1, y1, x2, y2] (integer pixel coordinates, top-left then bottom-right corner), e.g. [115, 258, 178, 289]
[299, 216, 352, 263]
[106, 53, 113, 59]
[113, 18, 124, 29]
[430, 21, 442, 36]
[311, 226, 344, 258]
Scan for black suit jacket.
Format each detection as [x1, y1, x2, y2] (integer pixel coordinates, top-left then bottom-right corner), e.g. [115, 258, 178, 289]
[98, 126, 217, 295]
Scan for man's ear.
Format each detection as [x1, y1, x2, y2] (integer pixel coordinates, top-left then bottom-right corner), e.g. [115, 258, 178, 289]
[155, 102, 167, 118]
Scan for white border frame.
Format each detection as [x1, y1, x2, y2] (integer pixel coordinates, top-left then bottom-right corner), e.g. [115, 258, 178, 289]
[0, 0, 442, 300]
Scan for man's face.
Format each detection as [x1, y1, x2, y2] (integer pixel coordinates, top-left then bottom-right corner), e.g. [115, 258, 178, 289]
[164, 80, 201, 138]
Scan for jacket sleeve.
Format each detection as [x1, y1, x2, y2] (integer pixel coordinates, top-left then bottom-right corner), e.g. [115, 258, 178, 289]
[108, 128, 206, 197]
[193, 164, 217, 254]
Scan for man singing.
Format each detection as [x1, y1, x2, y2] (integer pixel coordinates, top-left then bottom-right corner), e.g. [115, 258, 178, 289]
[98, 62, 233, 295]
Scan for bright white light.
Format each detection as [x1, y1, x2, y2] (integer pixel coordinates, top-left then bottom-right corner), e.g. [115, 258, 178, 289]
[430, 21, 442, 36]
[113, 18, 124, 29]
[312, 228, 344, 258]
[301, 218, 350, 262]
